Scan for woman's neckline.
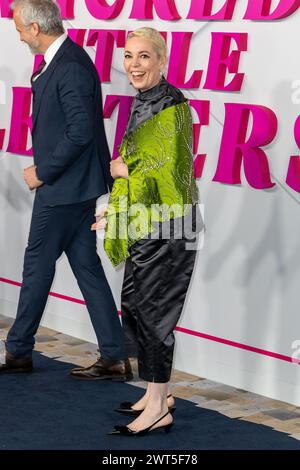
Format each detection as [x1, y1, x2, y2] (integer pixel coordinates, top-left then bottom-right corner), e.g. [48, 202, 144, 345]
[136, 77, 168, 101]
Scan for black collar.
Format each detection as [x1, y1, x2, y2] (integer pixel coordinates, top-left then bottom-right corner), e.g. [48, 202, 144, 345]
[136, 76, 168, 102]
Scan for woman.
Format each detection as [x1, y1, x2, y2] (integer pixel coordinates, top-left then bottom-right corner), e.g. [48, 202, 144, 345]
[93, 27, 203, 436]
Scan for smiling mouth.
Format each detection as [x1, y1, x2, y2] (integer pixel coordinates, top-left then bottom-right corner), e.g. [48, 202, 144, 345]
[131, 72, 146, 79]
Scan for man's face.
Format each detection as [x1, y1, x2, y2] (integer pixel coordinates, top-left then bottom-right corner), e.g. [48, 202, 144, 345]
[13, 6, 40, 54]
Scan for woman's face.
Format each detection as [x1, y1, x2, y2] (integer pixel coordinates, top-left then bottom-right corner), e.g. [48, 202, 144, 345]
[124, 37, 166, 92]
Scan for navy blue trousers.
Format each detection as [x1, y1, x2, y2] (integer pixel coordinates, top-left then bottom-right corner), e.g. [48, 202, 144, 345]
[6, 194, 125, 360]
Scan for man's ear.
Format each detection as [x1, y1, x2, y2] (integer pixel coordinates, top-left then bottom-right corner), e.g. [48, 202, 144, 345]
[31, 22, 40, 37]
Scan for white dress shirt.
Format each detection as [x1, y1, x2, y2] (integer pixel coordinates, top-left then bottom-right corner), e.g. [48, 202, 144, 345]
[33, 33, 68, 81]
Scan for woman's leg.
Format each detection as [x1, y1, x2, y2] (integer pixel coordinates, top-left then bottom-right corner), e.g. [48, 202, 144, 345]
[130, 382, 175, 411]
[121, 257, 138, 358]
[121, 254, 174, 411]
[134, 236, 197, 383]
[127, 382, 173, 432]
[125, 233, 197, 430]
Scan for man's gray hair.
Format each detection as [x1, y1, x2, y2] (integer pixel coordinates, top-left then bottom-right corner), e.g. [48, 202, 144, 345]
[11, 0, 65, 36]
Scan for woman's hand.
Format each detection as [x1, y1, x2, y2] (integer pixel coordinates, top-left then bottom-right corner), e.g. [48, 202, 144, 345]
[110, 156, 129, 179]
[91, 207, 108, 231]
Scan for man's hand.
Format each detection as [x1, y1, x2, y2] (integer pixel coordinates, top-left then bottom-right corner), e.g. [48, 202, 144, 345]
[91, 207, 108, 231]
[24, 165, 43, 190]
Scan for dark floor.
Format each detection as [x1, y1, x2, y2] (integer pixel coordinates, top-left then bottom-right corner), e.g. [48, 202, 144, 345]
[1, 314, 300, 442]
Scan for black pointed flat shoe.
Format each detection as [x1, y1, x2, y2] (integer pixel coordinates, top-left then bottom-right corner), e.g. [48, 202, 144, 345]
[115, 394, 176, 416]
[108, 411, 174, 436]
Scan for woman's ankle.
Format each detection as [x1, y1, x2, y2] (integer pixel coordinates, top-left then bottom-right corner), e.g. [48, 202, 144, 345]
[145, 397, 169, 414]
[167, 394, 175, 407]
[131, 390, 150, 410]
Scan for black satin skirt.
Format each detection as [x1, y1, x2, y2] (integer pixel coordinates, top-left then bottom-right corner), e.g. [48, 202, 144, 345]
[121, 207, 200, 383]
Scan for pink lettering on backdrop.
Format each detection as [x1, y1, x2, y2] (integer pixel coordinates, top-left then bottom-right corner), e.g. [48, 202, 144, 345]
[244, 0, 300, 20]
[2, 0, 300, 20]
[213, 104, 277, 189]
[0, 0, 12, 17]
[129, 0, 180, 20]
[103, 95, 134, 159]
[204, 32, 248, 91]
[167, 32, 203, 89]
[0, 129, 5, 150]
[189, 100, 210, 179]
[286, 115, 300, 193]
[87, 30, 126, 82]
[55, 0, 75, 18]
[67, 29, 87, 46]
[0, 0, 74, 18]
[187, 0, 237, 20]
[85, 0, 125, 20]
[6, 87, 32, 156]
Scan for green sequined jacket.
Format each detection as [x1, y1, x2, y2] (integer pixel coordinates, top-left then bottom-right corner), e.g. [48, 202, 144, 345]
[104, 101, 199, 267]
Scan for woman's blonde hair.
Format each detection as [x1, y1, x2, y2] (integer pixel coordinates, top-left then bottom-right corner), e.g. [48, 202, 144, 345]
[127, 27, 167, 60]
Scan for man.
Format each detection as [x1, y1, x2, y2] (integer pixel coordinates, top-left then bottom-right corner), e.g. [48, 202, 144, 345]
[1, 0, 132, 381]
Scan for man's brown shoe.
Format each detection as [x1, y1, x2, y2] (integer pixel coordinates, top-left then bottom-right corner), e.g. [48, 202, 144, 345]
[69, 357, 133, 381]
[0, 352, 33, 374]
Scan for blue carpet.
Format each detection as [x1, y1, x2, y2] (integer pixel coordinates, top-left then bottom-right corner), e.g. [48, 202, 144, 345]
[0, 352, 299, 450]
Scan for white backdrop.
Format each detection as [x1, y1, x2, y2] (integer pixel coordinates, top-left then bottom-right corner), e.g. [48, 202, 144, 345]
[1, 0, 300, 405]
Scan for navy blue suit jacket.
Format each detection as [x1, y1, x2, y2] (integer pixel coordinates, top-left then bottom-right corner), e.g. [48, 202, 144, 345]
[32, 37, 113, 205]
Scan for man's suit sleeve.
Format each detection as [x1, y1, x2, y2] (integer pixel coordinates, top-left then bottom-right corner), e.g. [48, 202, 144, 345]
[36, 62, 95, 185]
